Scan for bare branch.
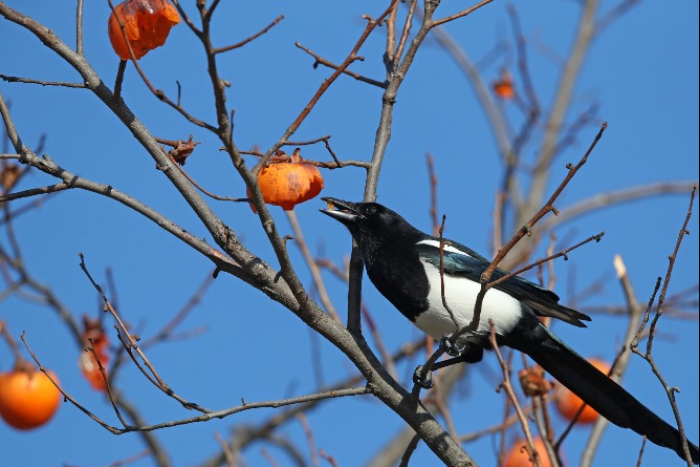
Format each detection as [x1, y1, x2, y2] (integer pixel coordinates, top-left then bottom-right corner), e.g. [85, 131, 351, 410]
[488, 231, 605, 290]
[295, 42, 387, 89]
[527, 0, 600, 224]
[0, 182, 69, 203]
[75, 0, 84, 56]
[540, 181, 697, 232]
[255, 0, 399, 173]
[0, 74, 87, 88]
[214, 15, 284, 54]
[489, 320, 543, 467]
[79, 252, 213, 413]
[630, 185, 697, 466]
[430, 0, 495, 28]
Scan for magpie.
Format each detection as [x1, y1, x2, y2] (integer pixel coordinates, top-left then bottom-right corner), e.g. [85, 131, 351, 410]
[321, 197, 699, 464]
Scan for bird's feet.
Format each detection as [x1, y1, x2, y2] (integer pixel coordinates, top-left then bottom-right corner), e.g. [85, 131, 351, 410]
[439, 335, 465, 357]
[412, 365, 434, 389]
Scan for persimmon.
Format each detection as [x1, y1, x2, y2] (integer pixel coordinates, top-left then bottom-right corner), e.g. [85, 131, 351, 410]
[493, 69, 515, 100]
[503, 438, 554, 467]
[249, 149, 324, 213]
[0, 367, 61, 430]
[518, 365, 553, 397]
[108, 0, 181, 60]
[79, 316, 110, 392]
[555, 357, 611, 424]
[79, 350, 108, 391]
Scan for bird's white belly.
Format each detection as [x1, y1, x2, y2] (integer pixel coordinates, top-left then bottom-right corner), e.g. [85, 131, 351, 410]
[414, 259, 523, 339]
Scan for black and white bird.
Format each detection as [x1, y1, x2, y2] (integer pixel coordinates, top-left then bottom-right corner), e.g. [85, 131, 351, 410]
[321, 197, 699, 464]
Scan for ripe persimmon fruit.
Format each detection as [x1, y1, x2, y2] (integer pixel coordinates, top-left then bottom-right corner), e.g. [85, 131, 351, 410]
[0, 367, 61, 430]
[503, 438, 554, 467]
[493, 69, 515, 100]
[108, 0, 181, 60]
[249, 149, 324, 213]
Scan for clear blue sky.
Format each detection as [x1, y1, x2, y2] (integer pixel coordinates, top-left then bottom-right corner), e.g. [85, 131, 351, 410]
[1, 1, 698, 466]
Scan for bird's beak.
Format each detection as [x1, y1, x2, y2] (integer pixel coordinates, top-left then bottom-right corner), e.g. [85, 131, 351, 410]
[320, 197, 360, 224]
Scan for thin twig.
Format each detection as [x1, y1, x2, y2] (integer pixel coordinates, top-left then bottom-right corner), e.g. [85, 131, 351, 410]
[0, 182, 69, 203]
[489, 320, 543, 467]
[318, 449, 339, 467]
[630, 185, 697, 467]
[214, 433, 238, 467]
[75, 0, 84, 56]
[173, 161, 248, 202]
[430, 0, 494, 28]
[85, 342, 129, 427]
[105, 449, 152, 467]
[426, 153, 439, 237]
[398, 434, 421, 467]
[438, 215, 461, 329]
[79, 253, 212, 413]
[636, 437, 648, 467]
[255, 0, 398, 173]
[489, 231, 604, 290]
[454, 123, 607, 341]
[294, 42, 389, 89]
[507, 5, 540, 112]
[596, 0, 641, 33]
[296, 413, 320, 467]
[394, 0, 418, 70]
[214, 15, 284, 54]
[0, 74, 86, 88]
[286, 210, 341, 322]
[21, 331, 126, 434]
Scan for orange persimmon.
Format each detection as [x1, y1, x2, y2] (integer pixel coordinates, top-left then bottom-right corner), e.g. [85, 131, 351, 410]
[503, 438, 554, 467]
[0, 367, 61, 430]
[79, 316, 110, 392]
[249, 149, 324, 213]
[555, 357, 611, 424]
[79, 349, 109, 391]
[108, 0, 181, 60]
[493, 69, 515, 100]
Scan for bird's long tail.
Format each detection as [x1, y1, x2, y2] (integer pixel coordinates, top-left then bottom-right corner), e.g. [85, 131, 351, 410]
[518, 326, 699, 464]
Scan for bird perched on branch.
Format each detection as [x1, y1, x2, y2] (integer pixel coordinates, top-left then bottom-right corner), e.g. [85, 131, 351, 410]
[321, 197, 699, 464]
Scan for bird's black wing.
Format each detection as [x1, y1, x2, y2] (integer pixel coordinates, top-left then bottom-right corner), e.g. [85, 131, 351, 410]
[418, 241, 591, 327]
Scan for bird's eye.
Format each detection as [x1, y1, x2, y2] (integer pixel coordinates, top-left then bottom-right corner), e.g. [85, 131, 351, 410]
[364, 205, 377, 216]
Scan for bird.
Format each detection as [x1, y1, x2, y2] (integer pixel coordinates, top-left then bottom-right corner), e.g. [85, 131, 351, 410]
[320, 197, 699, 464]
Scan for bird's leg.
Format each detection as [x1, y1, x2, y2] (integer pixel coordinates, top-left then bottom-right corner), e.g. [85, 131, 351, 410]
[412, 339, 485, 389]
[432, 345, 484, 371]
[412, 365, 434, 389]
[439, 335, 465, 357]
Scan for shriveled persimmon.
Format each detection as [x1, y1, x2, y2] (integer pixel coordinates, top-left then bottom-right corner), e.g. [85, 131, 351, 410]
[503, 438, 554, 467]
[0, 367, 61, 430]
[555, 357, 611, 424]
[108, 0, 181, 60]
[249, 149, 324, 213]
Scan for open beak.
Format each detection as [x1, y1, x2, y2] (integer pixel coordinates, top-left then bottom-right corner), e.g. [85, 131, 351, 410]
[320, 197, 361, 224]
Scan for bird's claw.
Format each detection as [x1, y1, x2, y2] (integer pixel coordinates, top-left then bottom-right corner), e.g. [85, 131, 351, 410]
[413, 365, 434, 389]
[440, 335, 465, 357]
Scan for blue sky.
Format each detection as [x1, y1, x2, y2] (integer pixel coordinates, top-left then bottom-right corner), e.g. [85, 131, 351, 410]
[1, 1, 698, 466]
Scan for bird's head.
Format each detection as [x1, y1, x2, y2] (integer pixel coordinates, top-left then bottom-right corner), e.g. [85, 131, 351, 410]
[320, 198, 421, 252]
